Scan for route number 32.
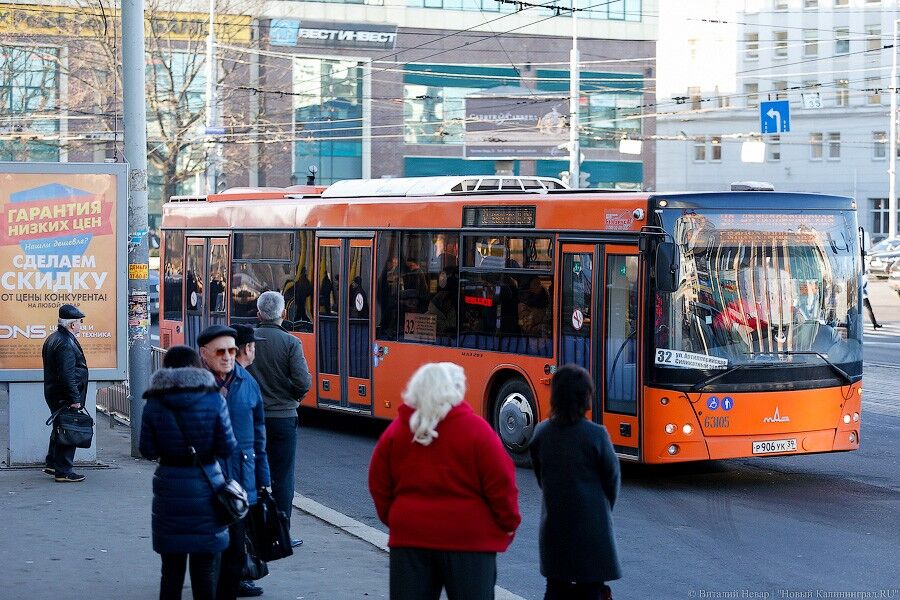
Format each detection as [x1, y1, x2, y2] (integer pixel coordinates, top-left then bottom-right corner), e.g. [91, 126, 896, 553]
[656, 349, 674, 364]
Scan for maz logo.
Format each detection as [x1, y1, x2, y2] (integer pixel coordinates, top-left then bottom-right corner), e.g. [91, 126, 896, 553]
[763, 406, 791, 423]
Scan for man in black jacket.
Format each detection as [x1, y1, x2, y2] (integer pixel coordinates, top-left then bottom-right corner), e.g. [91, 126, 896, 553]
[248, 291, 310, 547]
[42, 304, 89, 482]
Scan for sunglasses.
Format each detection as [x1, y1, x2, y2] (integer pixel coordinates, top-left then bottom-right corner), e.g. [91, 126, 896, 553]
[212, 347, 237, 357]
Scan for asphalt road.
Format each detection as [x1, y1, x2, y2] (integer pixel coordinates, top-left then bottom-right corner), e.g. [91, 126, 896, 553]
[294, 280, 900, 600]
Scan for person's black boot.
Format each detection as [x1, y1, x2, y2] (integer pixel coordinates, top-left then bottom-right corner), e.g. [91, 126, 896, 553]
[237, 580, 263, 597]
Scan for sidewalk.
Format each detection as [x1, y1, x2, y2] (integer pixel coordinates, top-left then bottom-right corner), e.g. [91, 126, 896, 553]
[0, 424, 389, 599]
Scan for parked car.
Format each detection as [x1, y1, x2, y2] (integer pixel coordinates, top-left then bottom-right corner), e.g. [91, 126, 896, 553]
[869, 251, 900, 278]
[149, 269, 159, 320]
[889, 262, 900, 297]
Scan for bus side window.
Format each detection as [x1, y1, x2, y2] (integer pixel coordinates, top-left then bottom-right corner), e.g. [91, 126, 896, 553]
[163, 230, 184, 321]
[399, 231, 460, 347]
[376, 231, 400, 341]
[288, 231, 314, 333]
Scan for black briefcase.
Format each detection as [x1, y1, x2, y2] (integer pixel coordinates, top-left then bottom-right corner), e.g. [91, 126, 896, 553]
[247, 488, 293, 562]
[46, 407, 94, 449]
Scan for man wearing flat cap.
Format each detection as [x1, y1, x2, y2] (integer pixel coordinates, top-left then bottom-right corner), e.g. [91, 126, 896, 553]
[196, 324, 271, 600]
[42, 304, 89, 482]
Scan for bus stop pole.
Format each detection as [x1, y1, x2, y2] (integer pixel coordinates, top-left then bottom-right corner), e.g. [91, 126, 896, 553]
[122, 0, 150, 457]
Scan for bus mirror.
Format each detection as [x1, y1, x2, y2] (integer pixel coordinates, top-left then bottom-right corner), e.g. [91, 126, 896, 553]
[860, 228, 871, 253]
[655, 242, 680, 293]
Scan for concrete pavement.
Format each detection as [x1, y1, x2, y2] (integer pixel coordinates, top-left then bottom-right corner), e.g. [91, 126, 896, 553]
[0, 425, 390, 599]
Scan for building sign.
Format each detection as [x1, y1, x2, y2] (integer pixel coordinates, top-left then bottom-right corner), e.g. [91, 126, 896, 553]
[464, 91, 570, 159]
[0, 4, 252, 43]
[0, 164, 127, 380]
[269, 19, 397, 50]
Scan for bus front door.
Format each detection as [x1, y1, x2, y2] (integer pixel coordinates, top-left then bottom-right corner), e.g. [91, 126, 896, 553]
[559, 243, 641, 459]
[184, 236, 230, 348]
[316, 237, 374, 414]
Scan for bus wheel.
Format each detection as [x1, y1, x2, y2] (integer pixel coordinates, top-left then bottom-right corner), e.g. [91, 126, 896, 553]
[493, 379, 537, 467]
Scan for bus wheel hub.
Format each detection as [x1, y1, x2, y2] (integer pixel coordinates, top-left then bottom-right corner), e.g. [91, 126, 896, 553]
[498, 392, 534, 450]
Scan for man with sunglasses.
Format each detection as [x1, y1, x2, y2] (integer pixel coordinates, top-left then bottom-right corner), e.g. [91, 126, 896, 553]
[197, 325, 271, 600]
[42, 304, 90, 482]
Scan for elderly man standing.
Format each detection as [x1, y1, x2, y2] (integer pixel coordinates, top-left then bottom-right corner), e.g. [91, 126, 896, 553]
[42, 304, 89, 483]
[248, 291, 310, 547]
[196, 325, 271, 600]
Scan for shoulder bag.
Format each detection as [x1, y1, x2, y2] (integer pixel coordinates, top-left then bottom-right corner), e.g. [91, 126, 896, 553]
[46, 406, 94, 449]
[170, 409, 249, 525]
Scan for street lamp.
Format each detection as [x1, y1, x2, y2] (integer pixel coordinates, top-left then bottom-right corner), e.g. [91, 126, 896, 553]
[569, 0, 580, 187]
[889, 19, 898, 239]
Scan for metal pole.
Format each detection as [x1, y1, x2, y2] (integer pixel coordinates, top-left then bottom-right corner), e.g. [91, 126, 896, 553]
[205, 0, 219, 194]
[889, 19, 898, 239]
[568, 0, 580, 187]
[122, 0, 150, 457]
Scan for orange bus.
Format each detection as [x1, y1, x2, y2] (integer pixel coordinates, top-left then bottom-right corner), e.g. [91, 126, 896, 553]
[159, 176, 863, 464]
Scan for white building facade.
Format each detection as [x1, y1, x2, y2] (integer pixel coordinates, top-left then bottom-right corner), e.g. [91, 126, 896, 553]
[657, 0, 899, 239]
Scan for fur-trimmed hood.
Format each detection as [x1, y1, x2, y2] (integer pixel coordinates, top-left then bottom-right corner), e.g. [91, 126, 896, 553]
[143, 367, 218, 405]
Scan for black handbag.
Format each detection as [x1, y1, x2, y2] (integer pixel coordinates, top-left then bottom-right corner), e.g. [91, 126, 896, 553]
[242, 534, 269, 581]
[247, 488, 293, 562]
[170, 410, 249, 526]
[46, 407, 94, 449]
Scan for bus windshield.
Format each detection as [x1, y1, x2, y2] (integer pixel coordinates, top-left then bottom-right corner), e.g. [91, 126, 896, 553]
[654, 208, 862, 387]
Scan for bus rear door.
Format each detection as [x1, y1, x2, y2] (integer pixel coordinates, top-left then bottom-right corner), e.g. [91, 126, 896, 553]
[184, 235, 229, 348]
[316, 237, 374, 414]
[559, 243, 641, 459]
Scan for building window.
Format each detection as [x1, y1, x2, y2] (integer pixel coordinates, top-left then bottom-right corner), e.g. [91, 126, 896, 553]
[774, 31, 788, 58]
[804, 0, 818, 6]
[767, 135, 781, 162]
[874, 131, 887, 159]
[827, 132, 841, 160]
[404, 84, 468, 145]
[745, 32, 759, 61]
[293, 58, 364, 185]
[867, 77, 882, 104]
[871, 199, 900, 237]
[716, 86, 731, 108]
[773, 80, 788, 101]
[834, 79, 849, 107]
[834, 0, 848, 6]
[774, 0, 788, 9]
[581, 91, 642, 149]
[810, 133, 823, 160]
[803, 29, 818, 57]
[835, 27, 850, 55]
[0, 46, 61, 161]
[694, 137, 707, 161]
[744, 82, 759, 108]
[710, 136, 722, 161]
[866, 25, 882, 61]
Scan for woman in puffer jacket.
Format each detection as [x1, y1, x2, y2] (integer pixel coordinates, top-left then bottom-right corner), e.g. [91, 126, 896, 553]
[140, 345, 238, 600]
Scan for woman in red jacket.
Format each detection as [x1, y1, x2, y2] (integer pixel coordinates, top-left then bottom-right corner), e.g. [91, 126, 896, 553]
[369, 362, 521, 600]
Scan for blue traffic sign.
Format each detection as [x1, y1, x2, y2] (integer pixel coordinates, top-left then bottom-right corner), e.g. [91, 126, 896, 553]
[204, 127, 226, 136]
[707, 396, 719, 411]
[760, 100, 790, 134]
[721, 396, 734, 411]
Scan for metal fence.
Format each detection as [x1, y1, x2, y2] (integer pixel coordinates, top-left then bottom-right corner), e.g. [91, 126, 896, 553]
[95, 346, 167, 423]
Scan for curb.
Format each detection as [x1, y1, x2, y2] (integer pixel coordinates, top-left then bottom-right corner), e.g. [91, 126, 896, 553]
[292, 492, 527, 600]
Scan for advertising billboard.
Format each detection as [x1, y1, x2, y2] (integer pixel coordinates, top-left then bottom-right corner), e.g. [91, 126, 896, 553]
[464, 90, 570, 159]
[0, 163, 127, 381]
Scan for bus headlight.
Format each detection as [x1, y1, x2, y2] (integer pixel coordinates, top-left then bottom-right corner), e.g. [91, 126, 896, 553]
[843, 414, 851, 424]
[682, 424, 693, 435]
[849, 432, 857, 444]
[853, 412, 859, 422]
[660, 396, 670, 405]
[665, 423, 676, 434]
[667, 444, 680, 455]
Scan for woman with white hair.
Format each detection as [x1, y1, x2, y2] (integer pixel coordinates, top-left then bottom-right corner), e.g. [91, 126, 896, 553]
[368, 362, 521, 600]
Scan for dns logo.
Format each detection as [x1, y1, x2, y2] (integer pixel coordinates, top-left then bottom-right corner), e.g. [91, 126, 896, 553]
[0, 325, 48, 339]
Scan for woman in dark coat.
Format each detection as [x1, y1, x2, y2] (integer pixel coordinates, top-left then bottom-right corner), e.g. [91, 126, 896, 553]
[529, 364, 622, 600]
[140, 346, 238, 600]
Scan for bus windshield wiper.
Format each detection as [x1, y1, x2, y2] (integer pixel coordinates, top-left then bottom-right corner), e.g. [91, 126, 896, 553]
[689, 362, 777, 393]
[745, 351, 857, 385]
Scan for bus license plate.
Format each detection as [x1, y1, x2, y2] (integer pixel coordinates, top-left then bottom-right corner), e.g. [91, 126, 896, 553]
[752, 439, 797, 454]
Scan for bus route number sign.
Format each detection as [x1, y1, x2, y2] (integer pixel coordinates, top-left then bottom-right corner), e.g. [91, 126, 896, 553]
[655, 349, 728, 370]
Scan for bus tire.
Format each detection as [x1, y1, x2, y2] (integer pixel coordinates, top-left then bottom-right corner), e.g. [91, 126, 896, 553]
[492, 378, 537, 468]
